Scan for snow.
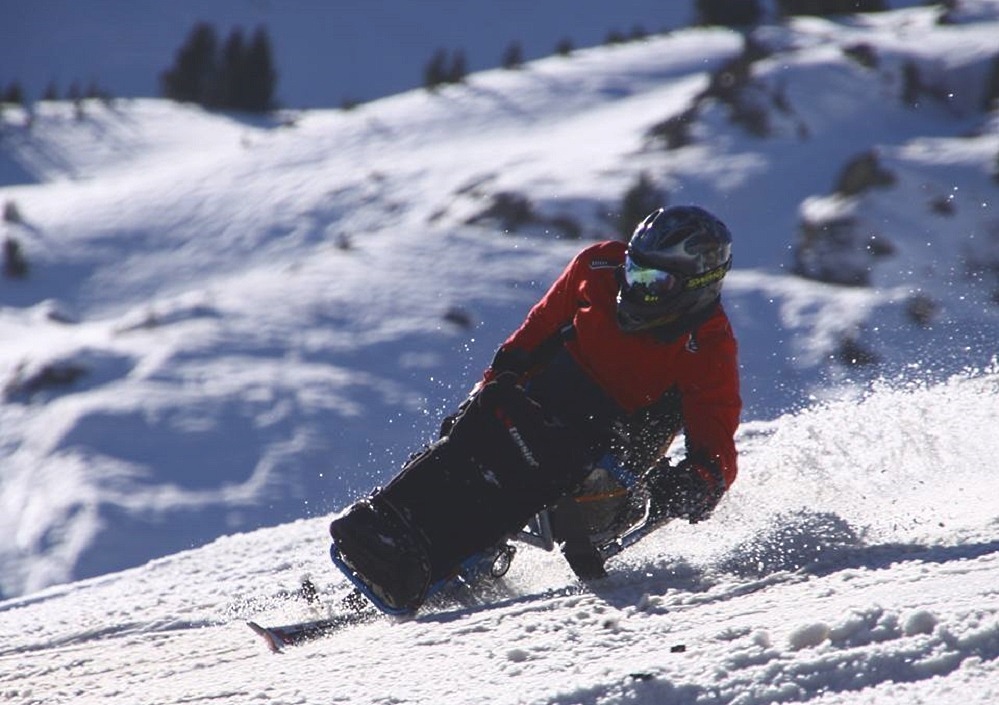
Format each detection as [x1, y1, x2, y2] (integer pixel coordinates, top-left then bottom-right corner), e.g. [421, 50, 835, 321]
[2, 2, 999, 703]
[2, 372, 998, 704]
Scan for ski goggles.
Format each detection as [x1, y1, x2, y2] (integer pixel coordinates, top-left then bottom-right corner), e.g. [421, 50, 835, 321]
[621, 257, 681, 303]
[622, 255, 732, 302]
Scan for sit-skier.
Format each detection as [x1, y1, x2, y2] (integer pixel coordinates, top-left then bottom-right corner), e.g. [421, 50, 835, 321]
[330, 205, 742, 611]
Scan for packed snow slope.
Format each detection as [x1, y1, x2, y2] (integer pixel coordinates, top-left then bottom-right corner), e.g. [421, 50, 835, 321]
[1, 370, 997, 704]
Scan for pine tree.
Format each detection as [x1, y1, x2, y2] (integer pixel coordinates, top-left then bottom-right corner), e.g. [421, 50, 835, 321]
[696, 0, 762, 26]
[242, 27, 277, 111]
[424, 48, 467, 89]
[2, 82, 25, 105]
[555, 38, 574, 57]
[162, 22, 276, 112]
[502, 41, 524, 70]
[161, 22, 219, 104]
[448, 49, 468, 84]
[424, 48, 449, 90]
[217, 28, 247, 109]
[776, 0, 885, 17]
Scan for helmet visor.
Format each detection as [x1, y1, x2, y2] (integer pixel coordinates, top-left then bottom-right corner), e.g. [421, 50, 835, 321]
[621, 255, 681, 304]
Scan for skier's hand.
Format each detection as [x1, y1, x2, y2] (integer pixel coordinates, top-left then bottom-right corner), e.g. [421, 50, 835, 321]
[486, 346, 532, 381]
[643, 457, 725, 524]
[439, 371, 522, 437]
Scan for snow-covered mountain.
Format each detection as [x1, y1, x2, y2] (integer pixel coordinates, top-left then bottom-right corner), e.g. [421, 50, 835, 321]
[1, 0, 716, 109]
[1, 2, 998, 701]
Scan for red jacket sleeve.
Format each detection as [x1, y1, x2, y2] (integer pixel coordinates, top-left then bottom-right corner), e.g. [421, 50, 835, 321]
[676, 309, 741, 488]
[483, 251, 585, 381]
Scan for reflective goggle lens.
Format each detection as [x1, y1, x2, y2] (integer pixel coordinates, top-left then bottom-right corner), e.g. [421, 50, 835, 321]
[622, 257, 680, 301]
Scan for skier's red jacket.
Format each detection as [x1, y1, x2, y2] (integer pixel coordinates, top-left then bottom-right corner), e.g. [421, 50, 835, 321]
[487, 241, 741, 488]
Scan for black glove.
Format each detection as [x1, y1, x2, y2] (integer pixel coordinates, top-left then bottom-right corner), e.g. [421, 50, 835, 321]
[440, 348, 530, 438]
[438, 371, 522, 438]
[490, 346, 533, 377]
[642, 457, 725, 524]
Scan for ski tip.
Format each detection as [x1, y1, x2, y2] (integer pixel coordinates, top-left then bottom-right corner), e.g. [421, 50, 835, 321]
[247, 621, 284, 653]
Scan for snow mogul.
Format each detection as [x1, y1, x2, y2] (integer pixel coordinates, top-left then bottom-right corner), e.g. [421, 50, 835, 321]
[330, 205, 742, 614]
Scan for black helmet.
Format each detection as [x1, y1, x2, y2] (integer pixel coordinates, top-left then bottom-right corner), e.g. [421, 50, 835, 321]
[616, 205, 732, 333]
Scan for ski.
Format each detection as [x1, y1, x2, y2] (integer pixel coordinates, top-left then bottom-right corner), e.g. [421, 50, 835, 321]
[247, 584, 379, 652]
[247, 608, 378, 652]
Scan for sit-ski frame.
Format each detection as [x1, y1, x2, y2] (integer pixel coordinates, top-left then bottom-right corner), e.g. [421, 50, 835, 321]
[514, 499, 670, 562]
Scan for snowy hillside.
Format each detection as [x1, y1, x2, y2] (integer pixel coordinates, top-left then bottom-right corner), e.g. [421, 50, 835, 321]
[2, 0, 998, 601]
[1, 3, 998, 699]
[1, 371, 997, 704]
